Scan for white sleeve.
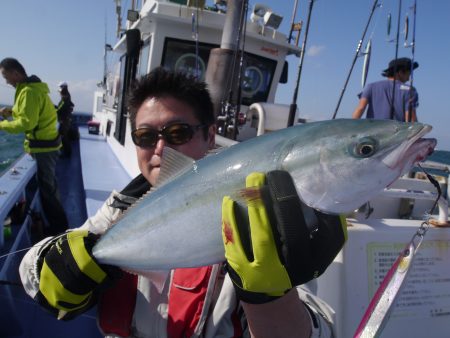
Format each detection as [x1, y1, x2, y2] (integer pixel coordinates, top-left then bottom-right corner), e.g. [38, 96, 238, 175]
[18, 190, 124, 299]
[78, 190, 124, 234]
[19, 236, 55, 299]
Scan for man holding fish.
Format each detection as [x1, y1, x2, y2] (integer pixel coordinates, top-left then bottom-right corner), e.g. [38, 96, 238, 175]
[19, 68, 347, 337]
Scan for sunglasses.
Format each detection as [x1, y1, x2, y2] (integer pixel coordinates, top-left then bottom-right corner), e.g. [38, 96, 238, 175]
[131, 122, 206, 148]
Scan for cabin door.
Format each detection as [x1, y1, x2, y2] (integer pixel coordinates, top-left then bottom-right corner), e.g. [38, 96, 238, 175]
[114, 54, 138, 145]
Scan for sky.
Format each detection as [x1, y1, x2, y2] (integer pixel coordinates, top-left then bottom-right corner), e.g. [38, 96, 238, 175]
[0, 0, 449, 149]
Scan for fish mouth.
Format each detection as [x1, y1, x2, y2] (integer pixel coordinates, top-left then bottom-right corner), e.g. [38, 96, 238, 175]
[382, 124, 436, 169]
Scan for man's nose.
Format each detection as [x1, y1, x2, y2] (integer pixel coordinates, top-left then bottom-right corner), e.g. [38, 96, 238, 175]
[153, 137, 166, 156]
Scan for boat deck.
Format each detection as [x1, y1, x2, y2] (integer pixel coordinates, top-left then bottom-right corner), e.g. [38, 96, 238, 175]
[0, 125, 131, 338]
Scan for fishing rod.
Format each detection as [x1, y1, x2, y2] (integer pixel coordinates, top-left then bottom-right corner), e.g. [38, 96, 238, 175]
[220, 0, 248, 140]
[331, 0, 380, 120]
[191, 0, 201, 79]
[232, 0, 249, 140]
[406, 0, 417, 122]
[288, 0, 300, 44]
[287, 0, 315, 127]
[389, 0, 402, 120]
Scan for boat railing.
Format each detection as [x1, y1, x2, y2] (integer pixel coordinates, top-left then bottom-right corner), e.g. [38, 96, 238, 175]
[418, 160, 450, 173]
[380, 188, 448, 225]
[246, 102, 297, 135]
[0, 154, 36, 248]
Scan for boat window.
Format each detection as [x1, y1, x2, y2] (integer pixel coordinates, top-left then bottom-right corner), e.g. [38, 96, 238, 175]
[161, 38, 276, 106]
[167, 0, 188, 5]
[138, 38, 151, 77]
[161, 38, 218, 81]
[241, 53, 277, 106]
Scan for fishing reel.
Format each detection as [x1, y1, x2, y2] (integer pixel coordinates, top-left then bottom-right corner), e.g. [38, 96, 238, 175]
[217, 101, 247, 139]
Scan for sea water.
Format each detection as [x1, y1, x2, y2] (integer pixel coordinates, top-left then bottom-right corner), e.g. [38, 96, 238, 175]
[0, 131, 24, 177]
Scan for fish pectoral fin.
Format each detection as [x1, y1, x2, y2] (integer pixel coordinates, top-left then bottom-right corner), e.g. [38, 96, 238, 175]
[155, 147, 196, 188]
[238, 187, 262, 205]
[233, 187, 264, 207]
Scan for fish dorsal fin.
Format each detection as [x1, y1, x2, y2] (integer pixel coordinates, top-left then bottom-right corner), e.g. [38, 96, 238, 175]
[155, 146, 196, 188]
[206, 146, 226, 156]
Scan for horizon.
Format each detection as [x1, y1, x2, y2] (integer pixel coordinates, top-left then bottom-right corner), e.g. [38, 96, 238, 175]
[0, 102, 92, 116]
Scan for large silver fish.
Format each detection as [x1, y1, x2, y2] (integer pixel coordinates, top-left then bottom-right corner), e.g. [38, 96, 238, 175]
[92, 119, 436, 272]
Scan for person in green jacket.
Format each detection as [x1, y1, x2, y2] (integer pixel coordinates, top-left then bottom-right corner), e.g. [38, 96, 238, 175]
[0, 57, 68, 236]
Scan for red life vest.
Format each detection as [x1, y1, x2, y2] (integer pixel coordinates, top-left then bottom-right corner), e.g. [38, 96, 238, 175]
[98, 267, 214, 337]
[98, 272, 138, 337]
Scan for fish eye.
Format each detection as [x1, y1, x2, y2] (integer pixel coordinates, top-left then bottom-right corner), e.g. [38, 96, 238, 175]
[353, 137, 378, 158]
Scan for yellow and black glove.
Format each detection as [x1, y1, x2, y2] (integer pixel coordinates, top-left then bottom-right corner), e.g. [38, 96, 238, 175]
[222, 171, 347, 304]
[36, 230, 120, 320]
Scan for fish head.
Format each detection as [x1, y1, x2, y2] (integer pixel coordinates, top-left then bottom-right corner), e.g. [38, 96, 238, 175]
[282, 119, 436, 214]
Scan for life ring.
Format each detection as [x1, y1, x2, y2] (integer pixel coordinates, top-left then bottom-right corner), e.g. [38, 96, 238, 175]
[174, 53, 206, 80]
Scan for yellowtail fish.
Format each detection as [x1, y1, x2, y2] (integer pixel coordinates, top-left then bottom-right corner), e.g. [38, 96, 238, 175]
[92, 119, 436, 273]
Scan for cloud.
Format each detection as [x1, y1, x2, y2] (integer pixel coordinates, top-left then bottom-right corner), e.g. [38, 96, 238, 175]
[306, 45, 326, 57]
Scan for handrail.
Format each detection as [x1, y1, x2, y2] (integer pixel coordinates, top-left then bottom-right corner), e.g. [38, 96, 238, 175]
[246, 103, 266, 136]
[418, 160, 450, 173]
[380, 188, 448, 224]
[0, 154, 36, 247]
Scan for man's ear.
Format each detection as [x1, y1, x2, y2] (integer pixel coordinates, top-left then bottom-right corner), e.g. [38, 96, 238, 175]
[208, 124, 216, 148]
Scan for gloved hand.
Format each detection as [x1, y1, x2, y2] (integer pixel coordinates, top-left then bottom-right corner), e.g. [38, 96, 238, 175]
[36, 230, 120, 320]
[222, 171, 347, 304]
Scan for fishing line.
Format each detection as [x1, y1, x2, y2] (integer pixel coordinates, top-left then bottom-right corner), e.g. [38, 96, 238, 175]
[0, 232, 93, 286]
[367, 0, 384, 42]
[417, 163, 442, 216]
[0, 246, 37, 261]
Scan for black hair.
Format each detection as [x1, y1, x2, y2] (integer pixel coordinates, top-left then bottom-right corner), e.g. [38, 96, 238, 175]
[127, 67, 215, 138]
[382, 66, 410, 78]
[0, 58, 27, 76]
[60, 87, 71, 97]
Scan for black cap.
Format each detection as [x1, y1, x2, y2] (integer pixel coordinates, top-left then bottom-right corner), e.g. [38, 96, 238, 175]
[382, 57, 419, 77]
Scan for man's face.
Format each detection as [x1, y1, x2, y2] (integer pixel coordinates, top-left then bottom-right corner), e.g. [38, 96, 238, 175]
[134, 96, 215, 186]
[0, 68, 22, 88]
